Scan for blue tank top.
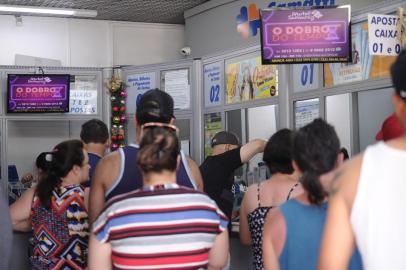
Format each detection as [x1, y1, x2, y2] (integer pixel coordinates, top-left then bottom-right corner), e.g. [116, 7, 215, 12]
[105, 144, 197, 201]
[279, 199, 363, 270]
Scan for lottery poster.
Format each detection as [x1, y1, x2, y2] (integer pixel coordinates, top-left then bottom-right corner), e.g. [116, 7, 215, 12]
[226, 56, 277, 104]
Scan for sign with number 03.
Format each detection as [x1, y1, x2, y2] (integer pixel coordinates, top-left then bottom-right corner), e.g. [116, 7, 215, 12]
[292, 64, 319, 92]
[204, 62, 222, 107]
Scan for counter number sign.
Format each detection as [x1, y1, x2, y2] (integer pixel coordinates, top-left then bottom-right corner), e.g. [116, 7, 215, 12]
[368, 14, 401, 56]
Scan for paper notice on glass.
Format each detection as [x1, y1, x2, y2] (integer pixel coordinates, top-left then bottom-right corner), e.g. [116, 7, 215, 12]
[294, 99, 319, 130]
[181, 140, 190, 156]
[69, 77, 98, 114]
[164, 69, 190, 109]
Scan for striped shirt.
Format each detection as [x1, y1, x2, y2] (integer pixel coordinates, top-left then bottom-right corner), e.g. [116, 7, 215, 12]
[93, 183, 228, 270]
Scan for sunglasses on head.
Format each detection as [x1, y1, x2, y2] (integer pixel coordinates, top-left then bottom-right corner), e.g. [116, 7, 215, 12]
[140, 122, 179, 137]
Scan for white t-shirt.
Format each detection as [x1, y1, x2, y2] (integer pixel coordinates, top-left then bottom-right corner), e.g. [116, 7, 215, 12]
[351, 142, 406, 270]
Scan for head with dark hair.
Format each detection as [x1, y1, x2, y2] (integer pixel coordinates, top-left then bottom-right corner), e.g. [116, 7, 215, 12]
[391, 49, 406, 101]
[80, 119, 109, 144]
[137, 126, 179, 177]
[293, 118, 340, 206]
[340, 147, 349, 160]
[136, 89, 175, 126]
[36, 152, 50, 172]
[263, 129, 294, 175]
[36, 140, 87, 209]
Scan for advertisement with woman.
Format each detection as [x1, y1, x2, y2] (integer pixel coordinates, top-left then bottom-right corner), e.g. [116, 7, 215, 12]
[226, 56, 278, 104]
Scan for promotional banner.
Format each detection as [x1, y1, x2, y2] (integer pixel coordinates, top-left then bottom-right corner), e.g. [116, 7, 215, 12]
[126, 72, 156, 114]
[204, 62, 222, 107]
[324, 22, 397, 87]
[368, 14, 400, 56]
[226, 56, 277, 104]
[204, 113, 222, 158]
[261, 7, 350, 64]
[8, 74, 70, 113]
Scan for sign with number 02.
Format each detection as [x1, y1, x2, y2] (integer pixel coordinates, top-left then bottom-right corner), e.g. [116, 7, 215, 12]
[204, 62, 222, 107]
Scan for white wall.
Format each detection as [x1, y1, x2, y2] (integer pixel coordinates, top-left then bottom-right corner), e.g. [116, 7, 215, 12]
[112, 22, 185, 66]
[0, 15, 185, 67]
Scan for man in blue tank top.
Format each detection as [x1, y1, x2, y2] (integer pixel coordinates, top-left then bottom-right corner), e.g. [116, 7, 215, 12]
[89, 89, 203, 223]
[80, 119, 110, 187]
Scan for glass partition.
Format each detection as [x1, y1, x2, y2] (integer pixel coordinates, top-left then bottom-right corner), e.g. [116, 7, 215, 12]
[174, 118, 191, 156]
[203, 112, 222, 158]
[357, 88, 394, 151]
[247, 105, 278, 172]
[7, 119, 89, 202]
[326, 93, 352, 156]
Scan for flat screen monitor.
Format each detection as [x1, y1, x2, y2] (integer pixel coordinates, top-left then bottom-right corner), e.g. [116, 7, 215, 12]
[7, 74, 70, 113]
[260, 6, 351, 64]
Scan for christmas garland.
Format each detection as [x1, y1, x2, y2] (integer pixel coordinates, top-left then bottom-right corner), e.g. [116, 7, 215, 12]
[107, 75, 127, 151]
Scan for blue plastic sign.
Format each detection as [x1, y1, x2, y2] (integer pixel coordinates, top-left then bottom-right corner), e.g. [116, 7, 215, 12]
[368, 14, 400, 56]
[126, 72, 156, 114]
[292, 64, 319, 92]
[204, 62, 222, 107]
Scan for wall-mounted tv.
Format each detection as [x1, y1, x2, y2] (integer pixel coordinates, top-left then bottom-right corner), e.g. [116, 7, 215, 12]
[260, 6, 351, 64]
[7, 74, 70, 113]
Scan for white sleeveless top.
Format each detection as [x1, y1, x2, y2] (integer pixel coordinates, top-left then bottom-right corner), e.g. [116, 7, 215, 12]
[351, 142, 406, 270]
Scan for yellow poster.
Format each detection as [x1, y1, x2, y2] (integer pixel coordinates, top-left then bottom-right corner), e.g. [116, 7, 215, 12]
[226, 56, 278, 104]
[324, 22, 397, 87]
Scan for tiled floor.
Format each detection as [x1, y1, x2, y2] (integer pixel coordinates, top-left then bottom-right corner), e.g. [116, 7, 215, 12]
[230, 236, 252, 270]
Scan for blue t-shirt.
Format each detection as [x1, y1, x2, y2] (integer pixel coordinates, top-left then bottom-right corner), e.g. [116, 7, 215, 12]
[279, 199, 363, 270]
[85, 152, 101, 187]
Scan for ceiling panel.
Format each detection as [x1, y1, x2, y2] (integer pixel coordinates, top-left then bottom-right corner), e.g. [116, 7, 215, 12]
[0, 0, 209, 23]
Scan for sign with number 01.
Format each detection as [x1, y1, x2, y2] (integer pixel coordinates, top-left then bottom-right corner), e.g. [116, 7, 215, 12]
[204, 62, 222, 107]
[292, 64, 319, 92]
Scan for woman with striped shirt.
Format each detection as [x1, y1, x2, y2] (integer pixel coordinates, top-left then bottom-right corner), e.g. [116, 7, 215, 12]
[89, 123, 229, 270]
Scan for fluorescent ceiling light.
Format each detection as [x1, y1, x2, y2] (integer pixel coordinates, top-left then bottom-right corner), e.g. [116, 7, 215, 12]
[0, 4, 97, 18]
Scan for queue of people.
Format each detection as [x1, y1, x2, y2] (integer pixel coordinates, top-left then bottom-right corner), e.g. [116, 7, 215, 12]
[2, 50, 406, 270]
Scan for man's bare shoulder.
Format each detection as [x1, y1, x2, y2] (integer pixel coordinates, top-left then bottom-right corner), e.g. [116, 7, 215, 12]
[93, 151, 121, 186]
[330, 154, 364, 207]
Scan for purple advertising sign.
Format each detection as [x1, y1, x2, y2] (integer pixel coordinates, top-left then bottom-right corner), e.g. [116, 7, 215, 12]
[7, 74, 70, 113]
[260, 7, 351, 64]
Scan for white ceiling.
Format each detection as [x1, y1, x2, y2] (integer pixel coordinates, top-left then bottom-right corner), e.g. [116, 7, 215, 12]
[0, 0, 210, 23]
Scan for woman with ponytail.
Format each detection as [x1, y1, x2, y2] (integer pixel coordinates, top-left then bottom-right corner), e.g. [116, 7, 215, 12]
[89, 124, 229, 270]
[10, 139, 90, 269]
[262, 119, 363, 270]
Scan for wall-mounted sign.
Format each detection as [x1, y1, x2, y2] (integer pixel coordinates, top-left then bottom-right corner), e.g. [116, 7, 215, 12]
[126, 72, 156, 115]
[293, 63, 319, 92]
[260, 7, 351, 64]
[368, 14, 400, 56]
[204, 62, 222, 107]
